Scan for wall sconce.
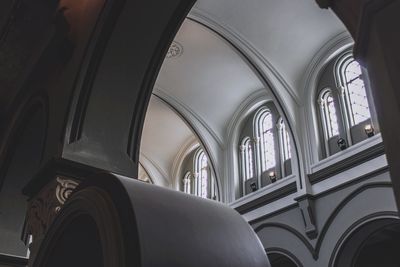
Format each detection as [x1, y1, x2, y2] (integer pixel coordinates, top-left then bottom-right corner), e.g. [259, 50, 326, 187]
[269, 171, 277, 183]
[364, 124, 375, 137]
[250, 182, 258, 192]
[337, 138, 347, 150]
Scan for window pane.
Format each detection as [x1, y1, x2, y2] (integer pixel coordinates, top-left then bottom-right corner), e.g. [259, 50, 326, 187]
[196, 151, 208, 198]
[245, 140, 254, 179]
[320, 91, 339, 138]
[183, 172, 191, 194]
[326, 95, 339, 137]
[260, 112, 276, 171]
[344, 60, 371, 125]
[279, 119, 291, 161]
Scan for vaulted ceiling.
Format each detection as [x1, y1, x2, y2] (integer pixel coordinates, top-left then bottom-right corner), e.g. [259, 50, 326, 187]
[140, 0, 348, 186]
[192, 0, 347, 99]
[140, 96, 196, 186]
[155, 19, 263, 144]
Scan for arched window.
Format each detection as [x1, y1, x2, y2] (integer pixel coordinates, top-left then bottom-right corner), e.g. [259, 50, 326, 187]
[239, 101, 293, 198]
[180, 147, 217, 200]
[240, 137, 254, 180]
[316, 52, 377, 158]
[183, 171, 192, 194]
[239, 104, 293, 196]
[257, 109, 276, 171]
[319, 89, 339, 139]
[194, 149, 208, 198]
[340, 57, 371, 126]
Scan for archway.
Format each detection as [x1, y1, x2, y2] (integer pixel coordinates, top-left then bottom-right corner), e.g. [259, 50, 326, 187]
[268, 252, 300, 267]
[333, 217, 400, 267]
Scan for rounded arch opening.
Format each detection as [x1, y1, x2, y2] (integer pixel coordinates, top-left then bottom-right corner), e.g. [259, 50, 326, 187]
[32, 180, 141, 267]
[333, 217, 400, 267]
[303, 39, 353, 166]
[267, 252, 300, 267]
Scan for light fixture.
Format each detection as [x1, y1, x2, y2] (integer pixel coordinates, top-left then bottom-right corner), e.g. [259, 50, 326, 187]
[250, 182, 258, 192]
[269, 171, 277, 183]
[337, 138, 347, 150]
[364, 124, 375, 137]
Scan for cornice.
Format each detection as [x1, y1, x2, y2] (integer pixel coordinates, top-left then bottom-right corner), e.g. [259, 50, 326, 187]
[252, 182, 395, 261]
[309, 142, 386, 184]
[234, 181, 297, 215]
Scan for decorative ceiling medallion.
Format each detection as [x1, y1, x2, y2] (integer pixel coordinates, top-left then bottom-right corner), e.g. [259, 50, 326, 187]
[166, 41, 183, 58]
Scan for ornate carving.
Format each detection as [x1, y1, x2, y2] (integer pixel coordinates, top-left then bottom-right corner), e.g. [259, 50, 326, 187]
[166, 41, 183, 58]
[23, 176, 80, 260]
[55, 177, 79, 211]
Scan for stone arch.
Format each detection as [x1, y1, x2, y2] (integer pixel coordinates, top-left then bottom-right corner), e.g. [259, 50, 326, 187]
[331, 214, 400, 267]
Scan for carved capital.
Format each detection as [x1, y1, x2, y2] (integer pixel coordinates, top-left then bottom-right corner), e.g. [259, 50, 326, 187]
[55, 177, 79, 212]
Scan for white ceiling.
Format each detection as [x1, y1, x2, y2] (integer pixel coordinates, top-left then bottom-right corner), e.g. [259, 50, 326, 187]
[140, 96, 195, 185]
[141, 1, 348, 185]
[192, 0, 347, 98]
[156, 19, 264, 143]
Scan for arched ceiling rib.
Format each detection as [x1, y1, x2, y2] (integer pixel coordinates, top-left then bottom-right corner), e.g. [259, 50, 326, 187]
[140, 96, 196, 185]
[155, 19, 264, 145]
[141, 1, 349, 188]
[191, 0, 347, 100]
